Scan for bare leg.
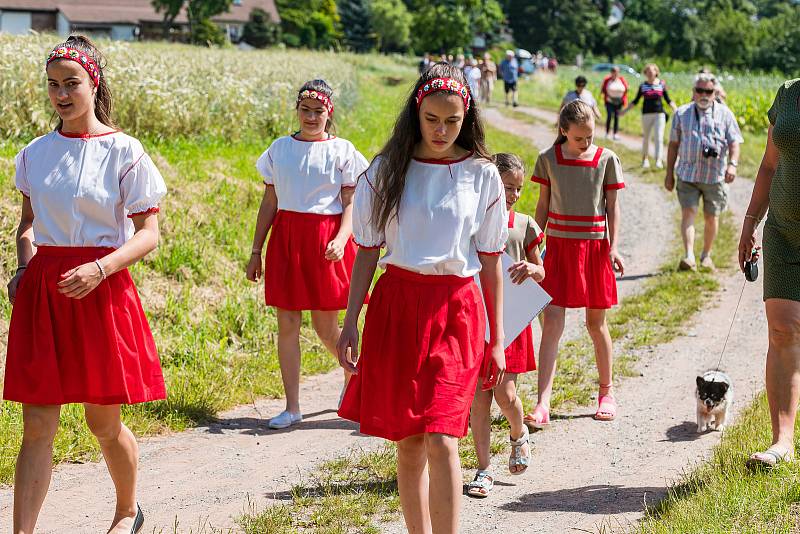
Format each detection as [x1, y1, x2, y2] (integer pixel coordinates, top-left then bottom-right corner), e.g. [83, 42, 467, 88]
[681, 207, 698, 260]
[763, 299, 800, 454]
[425, 433, 461, 534]
[537, 305, 566, 409]
[702, 212, 719, 258]
[493, 374, 528, 473]
[397, 434, 431, 534]
[310, 310, 352, 389]
[586, 308, 613, 392]
[13, 404, 61, 534]
[276, 308, 303, 413]
[469, 385, 494, 471]
[84, 404, 138, 533]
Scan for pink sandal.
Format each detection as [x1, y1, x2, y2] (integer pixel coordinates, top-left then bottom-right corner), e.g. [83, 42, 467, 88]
[524, 404, 550, 430]
[594, 394, 617, 421]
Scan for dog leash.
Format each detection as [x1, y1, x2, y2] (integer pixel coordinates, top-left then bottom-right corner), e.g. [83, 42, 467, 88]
[711, 246, 761, 377]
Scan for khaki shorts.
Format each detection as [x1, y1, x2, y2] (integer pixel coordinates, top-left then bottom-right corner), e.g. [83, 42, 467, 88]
[676, 180, 728, 216]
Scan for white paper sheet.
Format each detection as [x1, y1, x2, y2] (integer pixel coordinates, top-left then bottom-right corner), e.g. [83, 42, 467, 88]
[475, 253, 552, 348]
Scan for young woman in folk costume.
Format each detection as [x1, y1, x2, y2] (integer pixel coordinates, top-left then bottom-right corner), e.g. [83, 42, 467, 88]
[337, 63, 508, 533]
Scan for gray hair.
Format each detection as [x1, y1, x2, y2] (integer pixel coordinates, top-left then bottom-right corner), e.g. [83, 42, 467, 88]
[694, 73, 718, 87]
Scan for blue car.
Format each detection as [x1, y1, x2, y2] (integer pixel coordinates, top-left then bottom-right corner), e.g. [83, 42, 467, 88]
[591, 63, 640, 78]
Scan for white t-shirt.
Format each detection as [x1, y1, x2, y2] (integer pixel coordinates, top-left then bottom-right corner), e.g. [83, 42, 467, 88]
[353, 154, 508, 277]
[606, 79, 626, 99]
[465, 66, 482, 96]
[256, 135, 369, 215]
[15, 130, 167, 248]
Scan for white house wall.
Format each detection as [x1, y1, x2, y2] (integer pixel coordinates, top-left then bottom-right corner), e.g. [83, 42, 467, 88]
[111, 24, 136, 40]
[57, 12, 69, 37]
[0, 10, 32, 35]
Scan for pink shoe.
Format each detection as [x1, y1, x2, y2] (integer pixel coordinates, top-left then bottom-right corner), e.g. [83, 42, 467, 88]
[524, 404, 550, 430]
[594, 394, 617, 421]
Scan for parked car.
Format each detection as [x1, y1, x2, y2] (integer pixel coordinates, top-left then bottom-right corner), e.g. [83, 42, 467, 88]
[591, 63, 640, 77]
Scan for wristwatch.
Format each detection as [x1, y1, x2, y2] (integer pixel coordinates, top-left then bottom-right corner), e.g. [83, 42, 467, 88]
[729, 159, 738, 167]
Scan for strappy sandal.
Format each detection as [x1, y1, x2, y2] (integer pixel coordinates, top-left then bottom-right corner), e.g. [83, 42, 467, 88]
[523, 404, 550, 431]
[509, 426, 530, 475]
[747, 447, 794, 471]
[594, 394, 617, 421]
[467, 470, 494, 498]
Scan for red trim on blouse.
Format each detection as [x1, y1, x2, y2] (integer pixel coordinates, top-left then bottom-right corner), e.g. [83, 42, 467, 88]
[291, 133, 337, 142]
[548, 211, 605, 222]
[341, 184, 357, 188]
[477, 250, 504, 256]
[531, 175, 550, 186]
[128, 207, 160, 218]
[554, 144, 604, 168]
[58, 129, 120, 139]
[548, 222, 605, 233]
[508, 210, 516, 228]
[604, 182, 626, 190]
[413, 151, 474, 165]
[119, 154, 145, 183]
[356, 242, 384, 250]
[526, 233, 545, 252]
[486, 194, 502, 212]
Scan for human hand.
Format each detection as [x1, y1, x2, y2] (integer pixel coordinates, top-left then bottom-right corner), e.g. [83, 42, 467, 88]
[7, 269, 24, 304]
[336, 320, 360, 374]
[664, 173, 675, 192]
[325, 237, 346, 261]
[57, 262, 103, 299]
[609, 249, 625, 276]
[246, 253, 262, 282]
[738, 220, 759, 272]
[724, 164, 736, 183]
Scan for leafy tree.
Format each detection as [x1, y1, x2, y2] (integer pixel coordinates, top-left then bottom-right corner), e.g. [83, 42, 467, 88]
[275, 0, 341, 48]
[191, 17, 227, 45]
[370, 0, 412, 52]
[608, 18, 658, 58]
[153, 0, 233, 43]
[243, 7, 281, 47]
[753, 4, 800, 73]
[339, 0, 374, 52]
[406, 0, 504, 54]
[152, 0, 184, 39]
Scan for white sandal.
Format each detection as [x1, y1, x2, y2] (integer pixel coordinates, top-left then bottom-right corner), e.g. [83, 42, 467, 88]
[508, 426, 530, 475]
[747, 446, 793, 470]
[467, 470, 494, 498]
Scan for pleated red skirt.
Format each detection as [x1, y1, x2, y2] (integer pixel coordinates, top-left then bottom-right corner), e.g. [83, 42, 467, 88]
[338, 265, 486, 441]
[3, 246, 165, 405]
[264, 210, 362, 311]
[501, 323, 536, 374]
[540, 236, 618, 309]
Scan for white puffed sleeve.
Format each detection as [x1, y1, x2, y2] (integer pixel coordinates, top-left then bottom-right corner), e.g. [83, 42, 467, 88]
[340, 143, 369, 188]
[120, 152, 167, 218]
[352, 163, 384, 249]
[256, 144, 275, 185]
[474, 165, 509, 255]
[14, 148, 30, 197]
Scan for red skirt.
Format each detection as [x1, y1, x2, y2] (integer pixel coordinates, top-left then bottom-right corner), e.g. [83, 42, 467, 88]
[338, 265, 486, 441]
[501, 324, 536, 374]
[264, 210, 362, 311]
[540, 236, 618, 309]
[3, 246, 165, 405]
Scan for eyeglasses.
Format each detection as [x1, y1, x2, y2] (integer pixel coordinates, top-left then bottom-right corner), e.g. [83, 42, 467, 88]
[694, 87, 715, 95]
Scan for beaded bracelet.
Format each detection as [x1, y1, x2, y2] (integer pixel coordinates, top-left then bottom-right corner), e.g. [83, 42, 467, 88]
[94, 259, 107, 280]
[744, 214, 761, 224]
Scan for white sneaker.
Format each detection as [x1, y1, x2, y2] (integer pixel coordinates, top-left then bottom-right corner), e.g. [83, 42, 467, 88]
[655, 160, 664, 169]
[642, 159, 650, 169]
[613, 133, 621, 141]
[268, 410, 302, 429]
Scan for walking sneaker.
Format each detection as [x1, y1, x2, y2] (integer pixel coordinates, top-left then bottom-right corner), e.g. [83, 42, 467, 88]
[642, 159, 651, 169]
[700, 254, 716, 271]
[655, 160, 664, 169]
[613, 133, 621, 141]
[678, 256, 696, 271]
[268, 410, 303, 429]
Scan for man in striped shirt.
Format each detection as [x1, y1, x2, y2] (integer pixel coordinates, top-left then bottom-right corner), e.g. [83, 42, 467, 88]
[665, 73, 744, 271]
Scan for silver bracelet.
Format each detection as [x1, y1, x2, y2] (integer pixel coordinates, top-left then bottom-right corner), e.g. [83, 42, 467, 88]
[94, 259, 107, 280]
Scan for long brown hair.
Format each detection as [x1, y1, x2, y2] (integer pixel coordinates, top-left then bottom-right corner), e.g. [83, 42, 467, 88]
[48, 35, 114, 130]
[371, 62, 491, 231]
[554, 100, 594, 145]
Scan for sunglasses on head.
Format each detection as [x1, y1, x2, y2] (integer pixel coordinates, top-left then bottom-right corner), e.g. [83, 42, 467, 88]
[694, 87, 715, 95]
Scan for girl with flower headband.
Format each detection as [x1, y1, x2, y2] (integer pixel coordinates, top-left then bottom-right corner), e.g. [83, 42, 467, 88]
[246, 79, 368, 430]
[337, 63, 507, 533]
[4, 35, 166, 533]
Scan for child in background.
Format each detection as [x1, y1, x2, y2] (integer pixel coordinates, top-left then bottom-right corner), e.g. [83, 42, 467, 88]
[467, 153, 545, 498]
[526, 100, 625, 429]
[246, 79, 368, 429]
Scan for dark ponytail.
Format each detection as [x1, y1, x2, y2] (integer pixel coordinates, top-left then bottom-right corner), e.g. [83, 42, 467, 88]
[47, 35, 114, 130]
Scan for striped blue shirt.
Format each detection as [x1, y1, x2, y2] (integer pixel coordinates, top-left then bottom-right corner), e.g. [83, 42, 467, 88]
[670, 102, 743, 184]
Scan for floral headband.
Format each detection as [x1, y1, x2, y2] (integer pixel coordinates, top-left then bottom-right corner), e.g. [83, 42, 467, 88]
[46, 46, 100, 88]
[296, 89, 334, 115]
[415, 77, 471, 112]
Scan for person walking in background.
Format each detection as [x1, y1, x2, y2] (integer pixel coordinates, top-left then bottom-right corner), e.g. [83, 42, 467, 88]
[561, 75, 601, 119]
[247, 79, 369, 430]
[500, 50, 519, 107]
[665, 72, 743, 272]
[465, 57, 482, 103]
[600, 66, 628, 140]
[621, 63, 678, 169]
[419, 52, 433, 75]
[480, 52, 497, 104]
[739, 79, 800, 470]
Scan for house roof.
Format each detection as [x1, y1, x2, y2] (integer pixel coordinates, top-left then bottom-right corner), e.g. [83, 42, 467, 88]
[0, 0, 280, 24]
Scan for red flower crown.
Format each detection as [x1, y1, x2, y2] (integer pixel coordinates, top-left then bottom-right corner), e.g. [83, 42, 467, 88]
[296, 89, 334, 115]
[415, 77, 471, 112]
[46, 46, 100, 87]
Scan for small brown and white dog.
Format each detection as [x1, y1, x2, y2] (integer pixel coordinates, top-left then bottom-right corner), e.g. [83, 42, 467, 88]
[696, 370, 733, 433]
